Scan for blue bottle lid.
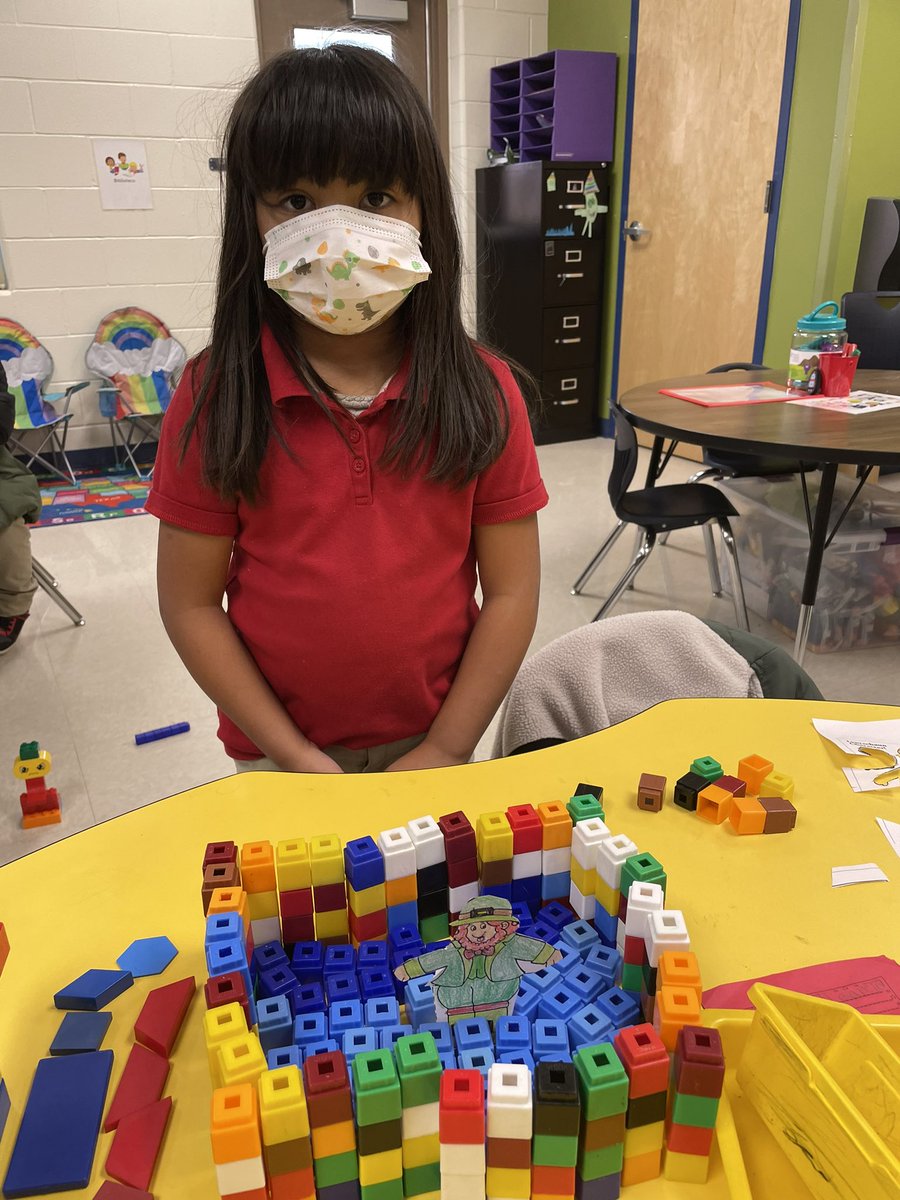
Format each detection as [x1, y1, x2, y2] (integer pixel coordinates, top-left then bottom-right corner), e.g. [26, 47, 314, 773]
[796, 300, 846, 332]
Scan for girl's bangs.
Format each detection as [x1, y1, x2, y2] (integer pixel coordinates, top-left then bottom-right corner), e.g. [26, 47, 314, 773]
[234, 48, 422, 198]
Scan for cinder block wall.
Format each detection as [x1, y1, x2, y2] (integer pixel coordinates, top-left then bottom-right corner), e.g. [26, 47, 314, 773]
[0, 0, 259, 452]
[448, 0, 548, 330]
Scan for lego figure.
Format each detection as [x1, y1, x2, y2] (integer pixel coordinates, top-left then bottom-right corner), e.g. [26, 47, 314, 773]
[13, 740, 61, 828]
[393, 894, 561, 1024]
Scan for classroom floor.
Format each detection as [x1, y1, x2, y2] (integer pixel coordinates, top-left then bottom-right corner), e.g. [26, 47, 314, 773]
[2, 438, 898, 866]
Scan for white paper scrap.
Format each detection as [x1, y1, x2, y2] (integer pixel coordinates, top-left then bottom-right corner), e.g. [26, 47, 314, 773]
[813, 718, 900, 793]
[831, 863, 890, 888]
[876, 818, 900, 859]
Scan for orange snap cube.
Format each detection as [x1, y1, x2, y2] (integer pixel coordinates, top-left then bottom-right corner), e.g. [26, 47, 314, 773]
[737, 754, 773, 794]
[654, 985, 702, 1051]
[658, 950, 702, 1001]
[696, 784, 732, 824]
[729, 794, 767, 836]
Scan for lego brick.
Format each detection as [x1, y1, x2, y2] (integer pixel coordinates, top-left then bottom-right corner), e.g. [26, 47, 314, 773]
[663, 1147, 710, 1184]
[760, 794, 797, 833]
[2, 1050, 113, 1197]
[636, 773, 665, 812]
[696, 783, 733, 824]
[672, 772, 706, 813]
[104, 1095, 172, 1192]
[623, 1090, 666, 1128]
[494, 1015, 532, 1054]
[54, 968, 133, 1011]
[104, 1041, 170, 1132]
[21, 807, 62, 828]
[737, 753, 773, 793]
[612, 1026, 668, 1099]
[49, 1010, 112, 1056]
[343, 1027, 379, 1062]
[345, 837, 386, 892]
[309, 835, 345, 886]
[241, 840, 277, 892]
[134, 975, 196, 1057]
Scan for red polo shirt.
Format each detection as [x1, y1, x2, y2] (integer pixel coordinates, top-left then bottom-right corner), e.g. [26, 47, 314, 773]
[146, 326, 548, 758]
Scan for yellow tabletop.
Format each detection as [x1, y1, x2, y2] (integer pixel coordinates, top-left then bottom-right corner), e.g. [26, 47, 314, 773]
[0, 698, 898, 1199]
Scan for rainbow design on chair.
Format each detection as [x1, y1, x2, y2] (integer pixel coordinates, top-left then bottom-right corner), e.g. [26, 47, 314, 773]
[85, 307, 187, 479]
[0, 317, 88, 484]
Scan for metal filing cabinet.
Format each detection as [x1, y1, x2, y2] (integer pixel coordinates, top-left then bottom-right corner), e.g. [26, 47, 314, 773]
[476, 160, 610, 444]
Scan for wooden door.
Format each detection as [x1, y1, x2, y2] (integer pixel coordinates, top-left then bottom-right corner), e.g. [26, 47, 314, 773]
[617, 0, 790, 426]
[254, 0, 449, 156]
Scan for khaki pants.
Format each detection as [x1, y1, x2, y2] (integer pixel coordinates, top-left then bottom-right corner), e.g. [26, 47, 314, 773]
[0, 518, 36, 617]
[232, 732, 427, 775]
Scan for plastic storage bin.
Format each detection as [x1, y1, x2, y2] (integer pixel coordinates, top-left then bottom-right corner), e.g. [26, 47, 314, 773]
[718, 474, 900, 651]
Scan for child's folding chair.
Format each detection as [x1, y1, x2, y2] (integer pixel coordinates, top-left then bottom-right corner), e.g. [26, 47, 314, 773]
[0, 317, 89, 485]
[84, 307, 187, 480]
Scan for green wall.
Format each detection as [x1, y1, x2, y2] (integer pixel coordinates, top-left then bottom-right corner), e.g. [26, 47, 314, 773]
[550, 0, 900, 403]
[548, 0, 631, 419]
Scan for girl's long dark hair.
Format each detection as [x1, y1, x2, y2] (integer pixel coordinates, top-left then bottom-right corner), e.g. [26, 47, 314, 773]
[182, 44, 534, 501]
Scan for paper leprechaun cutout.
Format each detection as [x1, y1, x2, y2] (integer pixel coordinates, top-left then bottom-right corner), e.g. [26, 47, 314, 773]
[393, 895, 563, 1024]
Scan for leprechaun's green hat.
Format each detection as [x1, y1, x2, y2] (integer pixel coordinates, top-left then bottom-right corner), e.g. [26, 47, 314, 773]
[449, 895, 519, 927]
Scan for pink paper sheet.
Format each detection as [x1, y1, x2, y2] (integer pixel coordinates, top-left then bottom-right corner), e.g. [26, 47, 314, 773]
[702, 956, 900, 1015]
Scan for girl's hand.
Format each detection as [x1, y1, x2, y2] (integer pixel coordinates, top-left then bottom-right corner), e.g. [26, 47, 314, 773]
[394, 964, 410, 982]
[385, 741, 469, 772]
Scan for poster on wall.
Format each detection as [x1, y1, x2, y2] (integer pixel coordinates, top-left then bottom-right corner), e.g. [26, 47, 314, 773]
[93, 139, 153, 210]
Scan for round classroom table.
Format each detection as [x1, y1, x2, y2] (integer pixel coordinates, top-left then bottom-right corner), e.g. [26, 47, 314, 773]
[0, 697, 898, 1199]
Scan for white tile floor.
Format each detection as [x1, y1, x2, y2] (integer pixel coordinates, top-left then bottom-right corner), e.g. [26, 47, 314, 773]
[2, 439, 898, 865]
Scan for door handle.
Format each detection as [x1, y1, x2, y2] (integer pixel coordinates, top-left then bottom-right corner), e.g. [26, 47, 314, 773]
[624, 220, 651, 241]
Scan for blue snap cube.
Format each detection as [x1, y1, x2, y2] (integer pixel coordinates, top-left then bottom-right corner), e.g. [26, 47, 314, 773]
[325, 972, 360, 1005]
[364, 997, 400, 1028]
[511, 901, 532, 928]
[387, 901, 420, 932]
[495, 1015, 531, 1053]
[458, 1047, 494, 1079]
[294, 981, 326, 1015]
[257, 995, 293, 1054]
[205, 911, 244, 948]
[344, 836, 385, 890]
[252, 941, 289, 978]
[560, 920, 600, 958]
[553, 945, 582, 978]
[403, 976, 436, 1028]
[533, 1018, 570, 1060]
[342, 1026, 378, 1062]
[359, 968, 395, 1001]
[328, 1000, 364, 1036]
[566, 965, 605, 1003]
[357, 941, 389, 971]
[290, 942, 325, 982]
[538, 902, 574, 933]
[453, 1017, 492, 1053]
[267, 1044, 302, 1070]
[541, 872, 571, 903]
[389, 924, 424, 953]
[569, 1003, 615, 1049]
[497, 1048, 536, 1070]
[439, 1049, 458, 1070]
[513, 986, 540, 1022]
[323, 945, 357, 976]
[595, 986, 641, 1029]
[303, 1038, 339, 1060]
[530, 920, 560, 944]
[519, 965, 561, 996]
[418, 1022, 453, 1054]
[378, 1024, 408, 1051]
[584, 944, 622, 988]
[293, 1011, 328, 1046]
[593, 907, 619, 947]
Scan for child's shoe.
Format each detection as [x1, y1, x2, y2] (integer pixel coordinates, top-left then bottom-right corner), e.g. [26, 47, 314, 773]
[0, 612, 29, 655]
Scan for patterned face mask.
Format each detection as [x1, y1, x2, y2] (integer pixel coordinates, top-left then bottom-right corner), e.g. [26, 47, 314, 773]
[263, 205, 431, 335]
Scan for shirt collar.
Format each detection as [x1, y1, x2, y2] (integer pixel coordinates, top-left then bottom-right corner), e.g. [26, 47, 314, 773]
[261, 323, 411, 410]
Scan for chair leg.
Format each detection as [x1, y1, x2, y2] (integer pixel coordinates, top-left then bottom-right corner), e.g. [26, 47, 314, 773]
[32, 559, 85, 626]
[571, 520, 627, 594]
[592, 529, 657, 622]
[687, 466, 722, 485]
[704, 523, 724, 596]
[717, 518, 750, 631]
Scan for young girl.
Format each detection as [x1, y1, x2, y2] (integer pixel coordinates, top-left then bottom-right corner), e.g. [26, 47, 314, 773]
[146, 44, 548, 774]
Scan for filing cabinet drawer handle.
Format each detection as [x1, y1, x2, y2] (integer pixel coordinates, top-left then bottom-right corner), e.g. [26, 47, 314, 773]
[560, 378, 578, 391]
[558, 398, 580, 406]
[558, 272, 584, 283]
[555, 337, 582, 345]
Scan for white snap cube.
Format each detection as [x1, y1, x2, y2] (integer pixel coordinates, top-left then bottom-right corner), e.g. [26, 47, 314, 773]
[407, 815, 446, 869]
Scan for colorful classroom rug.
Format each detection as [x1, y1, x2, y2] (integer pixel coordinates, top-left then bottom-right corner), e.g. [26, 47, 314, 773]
[35, 471, 149, 527]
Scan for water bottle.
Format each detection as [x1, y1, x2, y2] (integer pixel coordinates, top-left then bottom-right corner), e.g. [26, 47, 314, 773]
[787, 301, 848, 395]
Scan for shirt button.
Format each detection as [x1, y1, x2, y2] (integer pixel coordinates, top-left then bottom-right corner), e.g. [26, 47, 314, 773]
[348, 428, 361, 443]
[352, 458, 366, 473]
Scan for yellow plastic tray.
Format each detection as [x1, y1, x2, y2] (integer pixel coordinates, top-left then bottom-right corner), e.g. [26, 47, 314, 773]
[706, 1004, 900, 1200]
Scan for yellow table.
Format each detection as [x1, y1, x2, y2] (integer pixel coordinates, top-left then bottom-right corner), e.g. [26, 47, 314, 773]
[1, 698, 898, 1199]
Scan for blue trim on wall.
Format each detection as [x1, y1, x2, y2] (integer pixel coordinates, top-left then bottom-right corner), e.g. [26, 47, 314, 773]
[605, 0, 641, 437]
[753, 0, 803, 362]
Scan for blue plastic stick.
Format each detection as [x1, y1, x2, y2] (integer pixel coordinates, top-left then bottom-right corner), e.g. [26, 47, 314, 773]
[134, 722, 190, 745]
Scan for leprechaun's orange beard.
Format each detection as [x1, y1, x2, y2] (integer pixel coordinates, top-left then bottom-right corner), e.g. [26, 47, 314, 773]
[456, 921, 515, 951]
